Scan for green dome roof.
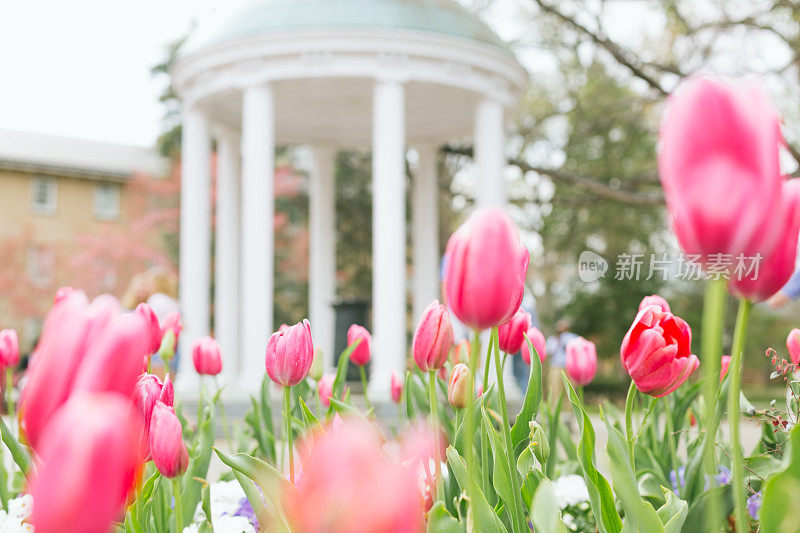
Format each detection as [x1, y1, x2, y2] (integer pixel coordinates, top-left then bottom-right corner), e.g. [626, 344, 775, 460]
[181, 0, 510, 56]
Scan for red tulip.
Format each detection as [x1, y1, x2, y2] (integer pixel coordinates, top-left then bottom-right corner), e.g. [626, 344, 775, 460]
[658, 76, 784, 267]
[347, 324, 371, 366]
[521, 327, 547, 365]
[620, 305, 699, 397]
[265, 319, 314, 387]
[30, 392, 144, 533]
[729, 180, 800, 301]
[192, 335, 222, 376]
[21, 292, 150, 450]
[639, 295, 671, 314]
[160, 311, 182, 351]
[412, 300, 454, 372]
[135, 303, 162, 355]
[787, 329, 800, 366]
[566, 337, 597, 386]
[447, 363, 471, 408]
[318, 374, 335, 408]
[390, 372, 403, 404]
[149, 401, 189, 478]
[720, 355, 731, 382]
[285, 420, 424, 532]
[443, 208, 530, 331]
[498, 309, 532, 354]
[0, 329, 19, 367]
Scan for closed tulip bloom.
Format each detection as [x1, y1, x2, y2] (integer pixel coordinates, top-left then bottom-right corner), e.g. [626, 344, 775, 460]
[787, 329, 800, 366]
[135, 303, 162, 355]
[447, 363, 471, 409]
[134, 374, 165, 444]
[192, 336, 223, 376]
[443, 208, 530, 331]
[658, 76, 784, 266]
[720, 355, 732, 382]
[309, 347, 324, 381]
[149, 401, 189, 478]
[0, 329, 19, 367]
[347, 325, 371, 366]
[566, 337, 597, 386]
[729, 180, 800, 302]
[160, 374, 174, 405]
[266, 319, 314, 387]
[318, 374, 335, 408]
[390, 372, 403, 404]
[639, 295, 671, 314]
[21, 292, 150, 450]
[30, 393, 144, 533]
[620, 305, 699, 397]
[498, 309, 532, 354]
[412, 301, 454, 372]
[160, 311, 182, 351]
[452, 340, 470, 366]
[521, 327, 547, 365]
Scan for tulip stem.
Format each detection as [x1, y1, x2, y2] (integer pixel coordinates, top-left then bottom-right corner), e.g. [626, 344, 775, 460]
[214, 377, 234, 446]
[728, 298, 752, 531]
[492, 327, 523, 533]
[428, 370, 443, 502]
[467, 330, 480, 479]
[700, 278, 728, 530]
[359, 365, 372, 413]
[664, 397, 679, 495]
[172, 478, 183, 533]
[624, 380, 636, 468]
[482, 336, 492, 394]
[4, 368, 13, 432]
[284, 386, 295, 484]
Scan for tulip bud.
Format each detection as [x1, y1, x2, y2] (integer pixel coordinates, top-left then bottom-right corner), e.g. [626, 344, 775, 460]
[309, 346, 324, 381]
[720, 355, 731, 382]
[149, 401, 189, 478]
[566, 337, 597, 387]
[135, 303, 162, 355]
[0, 329, 19, 367]
[521, 327, 546, 365]
[787, 329, 800, 366]
[390, 372, 403, 404]
[318, 374, 335, 408]
[529, 421, 550, 464]
[638, 295, 671, 314]
[160, 311, 182, 351]
[498, 309, 532, 354]
[265, 319, 314, 387]
[158, 330, 176, 364]
[347, 325, 371, 366]
[192, 336, 222, 376]
[452, 340, 470, 366]
[447, 363, 471, 409]
[160, 374, 174, 406]
[413, 301, 454, 373]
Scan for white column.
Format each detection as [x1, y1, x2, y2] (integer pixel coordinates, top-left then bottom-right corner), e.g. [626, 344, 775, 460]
[308, 147, 337, 372]
[368, 79, 406, 402]
[239, 84, 275, 394]
[412, 144, 439, 321]
[474, 98, 506, 208]
[214, 131, 240, 385]
[177, 107, 211, 392]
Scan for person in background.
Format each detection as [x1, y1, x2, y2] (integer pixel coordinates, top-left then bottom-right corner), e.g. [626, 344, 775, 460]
[768, 267, 800, 308]
[145, 268, 180, 377]
[545, 318, 577, 401]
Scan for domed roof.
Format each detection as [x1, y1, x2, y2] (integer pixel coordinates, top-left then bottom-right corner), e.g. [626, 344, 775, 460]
[181, 0, 510, 57]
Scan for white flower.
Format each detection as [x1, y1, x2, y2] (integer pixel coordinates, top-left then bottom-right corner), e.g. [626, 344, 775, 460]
[7, 495, 32, 521]
[189, 481, 254, 530]
[552, 474, 590, 508]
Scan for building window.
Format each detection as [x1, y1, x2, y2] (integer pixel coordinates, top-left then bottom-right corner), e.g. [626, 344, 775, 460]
[30, 178, 57, 215]
[93, 183, 120, 220]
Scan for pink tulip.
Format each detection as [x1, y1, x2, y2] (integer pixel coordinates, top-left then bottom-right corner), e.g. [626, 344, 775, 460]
[135, 303, 162, 355]
[498, 309, 532, 354]
[160, 374, 174, 405]
[521, 327, 547, 365]
[787, 329, 800, 366]
[134, 374, 163, 442]
[347, 324, 371, 366]
[566, 337, 597, 387]
[149, 401, 189, 478]
[639, 295, 671, 314]
[0, 329, 19, 367]
[412, 301, 454, 372]
[192, 335, 223, 376]
[266, 319, 314, 387]
[447, 363, 471, 409]
[160, 311, 182, 350]
[318, 374, 335, 408]
[720, 355, 731, 382]
[21, 292, 150, 450]
[285, 420, 424, 532]
[53, 286, 76, 305]
[30, 392, 144, 533]
[390, 372, 403, 404]
[620, 305, 699, 397]
[443, 208, 530, 331]
[729, 180, 800, 301]
[658, 76, 784, 266]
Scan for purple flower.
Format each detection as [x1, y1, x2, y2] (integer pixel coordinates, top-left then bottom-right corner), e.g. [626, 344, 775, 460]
[235, 496, 258, 529]
[715, 466, 732, 486]
[669, 467, 686, 493]
[747, 491, 762, 520]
